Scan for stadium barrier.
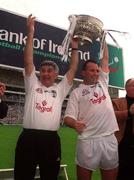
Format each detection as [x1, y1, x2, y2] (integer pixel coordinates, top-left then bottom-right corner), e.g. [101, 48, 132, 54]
[0, 164, 69, 180]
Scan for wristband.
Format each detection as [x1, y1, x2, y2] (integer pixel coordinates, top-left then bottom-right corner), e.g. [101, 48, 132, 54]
[72, 48, 78, 51]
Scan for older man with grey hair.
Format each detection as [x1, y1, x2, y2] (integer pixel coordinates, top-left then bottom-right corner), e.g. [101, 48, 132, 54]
[14, 14, 79, 180]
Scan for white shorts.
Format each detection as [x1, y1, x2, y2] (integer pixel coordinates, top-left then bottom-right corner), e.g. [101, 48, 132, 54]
[76, 134, 118, 171]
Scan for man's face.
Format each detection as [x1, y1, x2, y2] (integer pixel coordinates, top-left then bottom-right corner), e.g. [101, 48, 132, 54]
[126, 80, 134, 97]
[82, 62, 99, 85]
[39, 65, 58, 87]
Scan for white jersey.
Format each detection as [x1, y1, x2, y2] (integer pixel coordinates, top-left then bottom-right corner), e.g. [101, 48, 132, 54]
[23, 69, 72, 131]
[65, 70, 119, 139]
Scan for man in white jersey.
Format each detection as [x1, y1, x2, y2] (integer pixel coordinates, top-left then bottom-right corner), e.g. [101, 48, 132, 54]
[14, 15, 79, 180]
[64, 43, 119, 180]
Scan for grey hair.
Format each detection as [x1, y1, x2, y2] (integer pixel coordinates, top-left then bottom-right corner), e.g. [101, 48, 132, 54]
[40, 60, 59, 73]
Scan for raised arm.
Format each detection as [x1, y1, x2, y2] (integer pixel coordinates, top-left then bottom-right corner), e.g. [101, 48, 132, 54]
[0, 82, 8, 119]
[66, 38, 79, 85]
[100, 42, 109, 73]
[24, 14, 36, 76]
[0, 82, 6, 97]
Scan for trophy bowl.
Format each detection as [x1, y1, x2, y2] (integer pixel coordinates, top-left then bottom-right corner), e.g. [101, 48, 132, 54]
[69, 15, 103, 44]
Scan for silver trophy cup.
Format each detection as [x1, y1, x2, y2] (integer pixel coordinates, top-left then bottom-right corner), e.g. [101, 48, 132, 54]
[69, 15, 103, 45]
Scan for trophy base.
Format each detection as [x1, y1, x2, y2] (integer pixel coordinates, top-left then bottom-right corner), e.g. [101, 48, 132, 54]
[74, 35, 93, 45]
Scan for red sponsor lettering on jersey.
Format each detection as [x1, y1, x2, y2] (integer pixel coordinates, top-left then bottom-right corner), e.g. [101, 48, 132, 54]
[89, 95, 106, 104]
[36, 102, 52, 112]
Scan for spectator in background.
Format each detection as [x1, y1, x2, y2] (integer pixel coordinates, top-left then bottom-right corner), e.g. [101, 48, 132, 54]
[14, 14, 79, 180]
[0, 82, 8, 119]
[112, 78, 134, 180]
[64, 43, 119, 180]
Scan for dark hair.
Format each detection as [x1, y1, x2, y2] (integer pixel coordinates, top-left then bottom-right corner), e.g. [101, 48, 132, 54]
[82, 60, 99, 70]
[125, 78, 134, 88]
[40, 60, 59, 73]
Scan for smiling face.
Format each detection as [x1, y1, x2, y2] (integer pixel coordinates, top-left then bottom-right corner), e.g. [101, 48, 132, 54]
[125, 79, 134, 98]
[39, 65, 58, 87]
[82, 61, 100, 85]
